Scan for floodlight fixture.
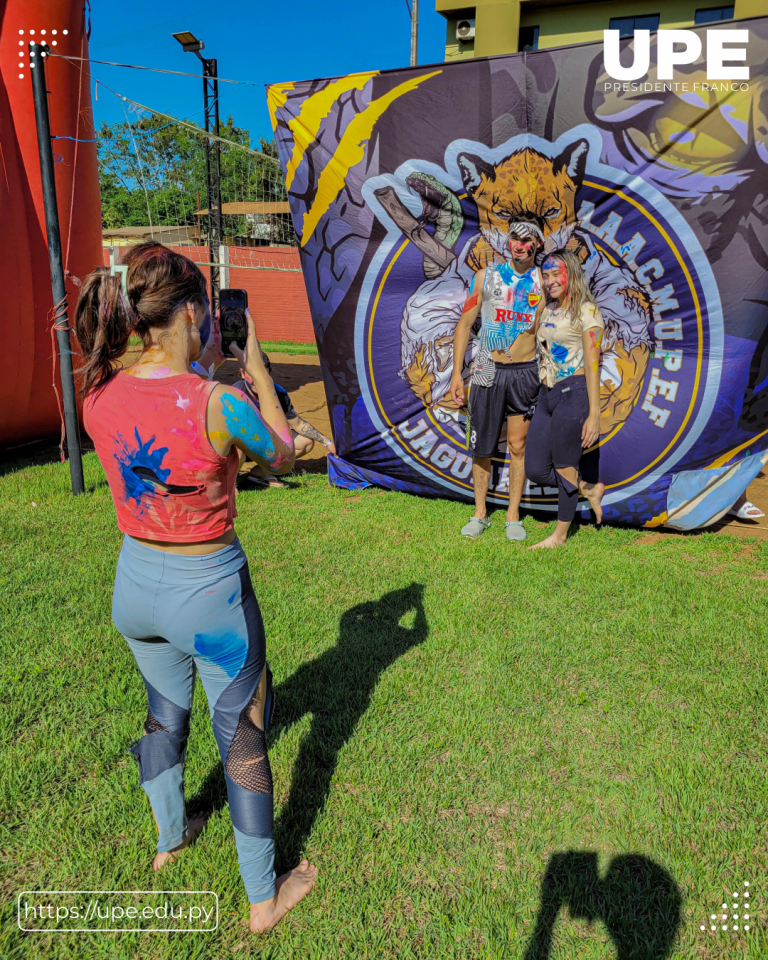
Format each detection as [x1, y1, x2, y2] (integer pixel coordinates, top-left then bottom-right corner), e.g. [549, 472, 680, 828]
[172, 31, 204, 55]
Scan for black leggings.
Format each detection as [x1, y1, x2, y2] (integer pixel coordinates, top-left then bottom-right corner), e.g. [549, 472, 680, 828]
[525, 377, 589, 522]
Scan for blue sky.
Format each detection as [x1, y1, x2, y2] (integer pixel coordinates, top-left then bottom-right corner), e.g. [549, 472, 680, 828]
[84, 0, 447, 145]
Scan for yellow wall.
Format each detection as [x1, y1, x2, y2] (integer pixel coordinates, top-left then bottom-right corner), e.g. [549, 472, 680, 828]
[440, 0, 521, 57]
[520, 0, 708, 50]
[734, 0, 766, 16]
[475, 0, 522, 56]
[439, 0, 762, 59]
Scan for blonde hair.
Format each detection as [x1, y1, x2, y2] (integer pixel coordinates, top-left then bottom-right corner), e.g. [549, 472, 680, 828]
[542, 250, 596, 326]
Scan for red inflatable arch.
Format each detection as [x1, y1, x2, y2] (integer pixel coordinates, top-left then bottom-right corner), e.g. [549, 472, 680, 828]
[0, 0, 102, 447]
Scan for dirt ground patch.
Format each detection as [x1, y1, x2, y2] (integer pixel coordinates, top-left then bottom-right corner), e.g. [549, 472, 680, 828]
[214, 354, 331, 476]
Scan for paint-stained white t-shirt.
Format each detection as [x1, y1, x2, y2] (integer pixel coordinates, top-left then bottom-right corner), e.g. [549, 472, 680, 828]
[537, 301, 604, 388]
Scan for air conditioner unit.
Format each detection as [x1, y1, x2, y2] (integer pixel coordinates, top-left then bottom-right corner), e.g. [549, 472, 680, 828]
[456, 18, 475, 42]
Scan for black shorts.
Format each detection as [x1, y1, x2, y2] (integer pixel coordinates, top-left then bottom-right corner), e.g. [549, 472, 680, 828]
[467, 360, 540, 458]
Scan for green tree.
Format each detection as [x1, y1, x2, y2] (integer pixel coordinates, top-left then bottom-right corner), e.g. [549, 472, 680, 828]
[97, 114, 293, 242]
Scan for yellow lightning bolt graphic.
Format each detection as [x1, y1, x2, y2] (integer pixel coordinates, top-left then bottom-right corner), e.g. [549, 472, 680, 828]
[266, 82, 296, 131]
[300, 70, 442, 247]
[284, 72, 379, 192]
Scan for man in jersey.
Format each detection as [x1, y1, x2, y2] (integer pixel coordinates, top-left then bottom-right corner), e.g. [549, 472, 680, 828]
[449, 221, 544, 540]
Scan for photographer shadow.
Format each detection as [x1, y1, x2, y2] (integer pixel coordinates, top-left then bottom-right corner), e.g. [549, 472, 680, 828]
[189, 583, 428, 868]
[524, 851, 682, 960]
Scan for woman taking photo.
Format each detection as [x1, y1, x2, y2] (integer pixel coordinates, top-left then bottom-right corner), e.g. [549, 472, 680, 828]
[525, 250, 605, 548]
[75, 241, 317, 933]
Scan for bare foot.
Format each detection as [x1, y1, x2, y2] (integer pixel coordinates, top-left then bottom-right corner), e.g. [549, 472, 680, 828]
[152, 814, 208, 870]
[529, 533, 567, 550]
[579, 480, 605, 524]
[250, 860, 318, 934]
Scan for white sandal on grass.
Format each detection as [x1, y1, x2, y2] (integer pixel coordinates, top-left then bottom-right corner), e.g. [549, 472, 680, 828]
[728, 501, 765, 520]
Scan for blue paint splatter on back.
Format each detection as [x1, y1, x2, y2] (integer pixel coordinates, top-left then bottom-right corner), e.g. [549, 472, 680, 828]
[227, 590, 238, 604]
[194, 631, 248, 679]
[114, 428, 170, 509]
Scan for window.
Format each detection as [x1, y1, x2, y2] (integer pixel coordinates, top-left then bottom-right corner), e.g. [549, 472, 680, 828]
[694, 6, 735, 24]
[519, 25, 539, 52]
[609, 14, 660, 38]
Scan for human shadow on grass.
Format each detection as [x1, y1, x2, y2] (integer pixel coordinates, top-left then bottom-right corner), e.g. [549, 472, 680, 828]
[524, 851, 682, 960]
[189, 583, 428, 869]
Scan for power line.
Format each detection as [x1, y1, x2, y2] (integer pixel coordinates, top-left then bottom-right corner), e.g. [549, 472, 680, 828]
[88, 78, 282, 163]
[53, 119, 177, 143]
[48, 53, 260, 86]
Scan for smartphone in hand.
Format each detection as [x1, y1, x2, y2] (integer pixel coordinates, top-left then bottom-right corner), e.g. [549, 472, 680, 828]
[219, 289, 249, 358]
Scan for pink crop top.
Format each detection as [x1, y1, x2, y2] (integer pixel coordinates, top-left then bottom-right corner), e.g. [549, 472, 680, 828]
[84, 372, 239, 542]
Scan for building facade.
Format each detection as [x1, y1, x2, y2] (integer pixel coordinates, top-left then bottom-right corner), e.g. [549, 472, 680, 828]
[438, 0, 764, 61]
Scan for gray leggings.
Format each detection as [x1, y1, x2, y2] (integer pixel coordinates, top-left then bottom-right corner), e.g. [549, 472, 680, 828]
[112, 534, 275, 904]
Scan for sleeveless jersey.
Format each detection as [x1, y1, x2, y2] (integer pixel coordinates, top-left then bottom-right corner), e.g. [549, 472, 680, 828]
[84, 372, 239, 542]
[471, 263, 542, 387]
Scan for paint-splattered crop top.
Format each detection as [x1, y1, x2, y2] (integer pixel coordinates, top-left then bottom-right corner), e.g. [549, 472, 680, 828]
[84, 372, 239, 542]
[537, 301, 604, 388]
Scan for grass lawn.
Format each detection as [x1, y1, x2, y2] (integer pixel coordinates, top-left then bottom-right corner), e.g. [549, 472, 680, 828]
[127, 337, 317, 355]
[1, 454, 766, 959]
[260, 340, 318, 356]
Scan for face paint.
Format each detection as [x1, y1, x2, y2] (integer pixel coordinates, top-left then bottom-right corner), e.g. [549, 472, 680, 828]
[543, 258, 568, 296]
[510, 238, 536, 260]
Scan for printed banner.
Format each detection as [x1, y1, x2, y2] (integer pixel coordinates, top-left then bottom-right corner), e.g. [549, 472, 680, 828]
[269, 17, 768, 528]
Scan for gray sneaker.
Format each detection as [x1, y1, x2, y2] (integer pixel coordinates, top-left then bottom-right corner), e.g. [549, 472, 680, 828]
[505, 520, 527, 542]
[461, 516, 491, 538]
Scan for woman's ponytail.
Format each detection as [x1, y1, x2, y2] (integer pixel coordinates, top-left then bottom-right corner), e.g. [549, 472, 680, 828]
[75, 242, 207, 396]
[74, 266, 136, 396]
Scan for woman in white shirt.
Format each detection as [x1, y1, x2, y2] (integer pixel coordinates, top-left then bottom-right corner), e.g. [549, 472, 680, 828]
[525, 251, 605, 548]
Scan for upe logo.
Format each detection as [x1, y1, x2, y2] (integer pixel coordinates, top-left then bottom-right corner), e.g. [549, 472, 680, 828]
[603, 28, 749, 81]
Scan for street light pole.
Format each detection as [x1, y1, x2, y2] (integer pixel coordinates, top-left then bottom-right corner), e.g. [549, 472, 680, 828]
[201, 57, 222, 314]
[172, 32, 223, 313]
[410, 0, 419, 66]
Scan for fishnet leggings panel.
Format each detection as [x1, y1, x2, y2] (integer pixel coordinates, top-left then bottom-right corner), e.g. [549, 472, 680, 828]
[144, 710, 166, 734]
[225, 709, 273, 795]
